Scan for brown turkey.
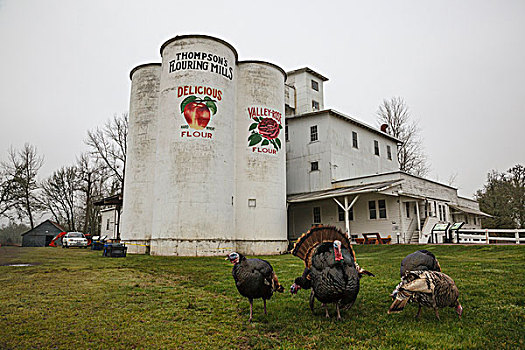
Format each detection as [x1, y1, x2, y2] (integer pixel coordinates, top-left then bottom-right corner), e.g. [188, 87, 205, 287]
[388, 270, 463, 320]
[290, 226, 373, 320]
[227, 252, 284, 322]
[391, 249, 442, 299]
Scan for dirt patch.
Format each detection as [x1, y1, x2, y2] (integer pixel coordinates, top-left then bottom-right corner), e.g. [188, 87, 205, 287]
[0, 247, 40, 266]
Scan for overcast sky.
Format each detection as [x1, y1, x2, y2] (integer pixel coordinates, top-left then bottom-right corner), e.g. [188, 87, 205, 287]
[0, 0, 523, 198]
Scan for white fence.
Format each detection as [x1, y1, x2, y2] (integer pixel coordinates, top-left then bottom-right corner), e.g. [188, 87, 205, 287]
[456, 229, 525, 244]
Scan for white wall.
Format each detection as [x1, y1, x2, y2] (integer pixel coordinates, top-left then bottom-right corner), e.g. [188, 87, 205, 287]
[329, 117, 399, 181]
[286, 70, 325, 114]
[286, 112, 400, 195]
[120, 64, 160, 253]
[234, 61, 287, 254]
[288, 194, 401, 241]
[286, 114, 332, 194]
[100, 208, 118, 240]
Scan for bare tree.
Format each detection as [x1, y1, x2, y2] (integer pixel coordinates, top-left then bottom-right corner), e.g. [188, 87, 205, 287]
[41, 166, 80, 231]
[0, 167, 15, 219]
[2, 144, 44, 228]
[76, 153, 109, 235]
[376, 97, 429, 177]
[85, 113, 128, 194]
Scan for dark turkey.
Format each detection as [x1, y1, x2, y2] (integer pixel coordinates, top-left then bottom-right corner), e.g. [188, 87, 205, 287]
[400, 250, 441, 277]
[227, 252, 284, 322]
[290, 226, 373, 320]
[388, 270, 462, 320]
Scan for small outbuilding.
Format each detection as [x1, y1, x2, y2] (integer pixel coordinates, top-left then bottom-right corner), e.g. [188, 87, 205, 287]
[21, 220, 66, 247]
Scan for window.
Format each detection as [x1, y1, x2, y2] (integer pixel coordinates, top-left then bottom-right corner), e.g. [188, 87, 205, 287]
[387, 145, 392, 160]
[285, 124, 289, 142]
[313, 207, 321, 223]
[465, 214, 469, 224]
[374, 140, 380, 156]
[310, 161, 319, 171]
[312, 100, 320, 111]
[106, 218, 110, 230]
[405, 202, 410, 218]
[338, 205, 354, 221]
[368, 201, 377, 220]
[352, 131, 358, 148]
[438, 205, 443, 221]
[311, 80, 319, 91]
[310, 125, 318, 142]
[248, 199, 256, 207]
[378, 199, 387, 219]
[369, 200, 386, 219]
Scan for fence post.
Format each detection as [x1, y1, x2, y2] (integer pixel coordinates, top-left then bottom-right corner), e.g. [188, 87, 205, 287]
[485, 229, 489, 244]
[516, 230, 520, 245]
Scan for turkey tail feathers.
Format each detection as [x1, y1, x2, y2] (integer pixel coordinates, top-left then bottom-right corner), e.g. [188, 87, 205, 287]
[388, 297, 410, 314]
[357, 267, 375, 277]
[272, 272, 285, 293]
[292, 225, 354, 267]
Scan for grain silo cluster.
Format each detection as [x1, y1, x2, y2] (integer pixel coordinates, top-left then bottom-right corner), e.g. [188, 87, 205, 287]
[120, 35, 287, 256]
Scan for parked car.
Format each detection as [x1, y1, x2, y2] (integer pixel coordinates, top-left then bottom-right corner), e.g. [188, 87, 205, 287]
[62, 232, 88, 248]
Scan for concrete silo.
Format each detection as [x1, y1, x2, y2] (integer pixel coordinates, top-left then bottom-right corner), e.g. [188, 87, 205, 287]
[120, 35, 288, 256]
[151, 35, 238, 255]
[234, 61, 288, 254]
[120, 63, 161, 254]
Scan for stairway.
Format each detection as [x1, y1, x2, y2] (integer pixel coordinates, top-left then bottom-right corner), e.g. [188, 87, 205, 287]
[410, 230, 420, 244]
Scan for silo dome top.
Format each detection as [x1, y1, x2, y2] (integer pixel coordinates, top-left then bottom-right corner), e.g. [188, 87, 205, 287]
[160, 34, 239, 63]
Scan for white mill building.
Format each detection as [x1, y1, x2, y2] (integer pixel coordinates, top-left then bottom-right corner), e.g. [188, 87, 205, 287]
[120, 34, 487, 256]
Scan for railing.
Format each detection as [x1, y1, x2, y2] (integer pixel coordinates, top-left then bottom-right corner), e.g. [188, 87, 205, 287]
[456, 229, 525, 244]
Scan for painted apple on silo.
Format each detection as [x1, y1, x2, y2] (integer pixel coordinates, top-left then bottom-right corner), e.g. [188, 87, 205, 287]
[180, 95, 217, 130]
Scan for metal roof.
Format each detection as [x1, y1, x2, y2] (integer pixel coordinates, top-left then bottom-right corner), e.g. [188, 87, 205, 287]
[449, 204, 492, 217]
[287, 179, 403, 203]
[286, 67, 329, 81]
[286, 109, 401, 143]
[93, 194, 123, 206]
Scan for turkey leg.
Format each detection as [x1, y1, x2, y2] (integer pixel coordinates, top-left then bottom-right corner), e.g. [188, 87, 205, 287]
[415, 305, 422, 319]
[249, 298, 253, 322]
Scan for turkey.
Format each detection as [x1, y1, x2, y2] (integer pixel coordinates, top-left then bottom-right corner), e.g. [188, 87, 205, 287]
[290, 226, 374, 320]
[400, 249, 441, 277]
[388, 270, 463, 320]
[392, 250, 441, 299]
[227, 252, 284, 322]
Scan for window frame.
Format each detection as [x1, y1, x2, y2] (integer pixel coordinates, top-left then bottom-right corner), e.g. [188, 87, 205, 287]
[374, 140, 380, 156]
[352, 131, 358, 149]
[310, 161, 319, 171]
[378, 199, 387, 219]
[311, 79, 319, 91]
[313, 207, 321, 224]
[312, 100, 320, 111]
[368, 201, 377, 220]
[310, 125, 318, 142]
[338, 205, 354, 221]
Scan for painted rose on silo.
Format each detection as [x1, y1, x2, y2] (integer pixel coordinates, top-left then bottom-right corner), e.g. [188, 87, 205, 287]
[258, 118, 280, 140]
[248, 107, 283, 151]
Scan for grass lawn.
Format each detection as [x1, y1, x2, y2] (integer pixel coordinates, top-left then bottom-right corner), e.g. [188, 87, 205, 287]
[0, 244, 524, 349]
